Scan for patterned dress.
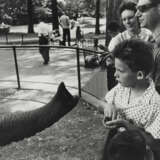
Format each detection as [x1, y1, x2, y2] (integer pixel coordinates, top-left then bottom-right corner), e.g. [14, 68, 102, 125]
[105, 81, 160, 138]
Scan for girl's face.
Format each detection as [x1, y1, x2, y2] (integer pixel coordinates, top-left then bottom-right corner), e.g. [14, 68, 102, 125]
[114, 58, 137, 87]
[121, 9, 138, 31]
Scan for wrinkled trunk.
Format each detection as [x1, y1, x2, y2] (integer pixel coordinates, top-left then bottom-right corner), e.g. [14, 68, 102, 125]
[0, 82, 79, 146]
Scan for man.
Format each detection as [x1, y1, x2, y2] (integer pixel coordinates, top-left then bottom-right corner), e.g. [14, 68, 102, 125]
[136, 0, 160, 93]
[59, 12, 71, 46]
[37, 18, 52, 65]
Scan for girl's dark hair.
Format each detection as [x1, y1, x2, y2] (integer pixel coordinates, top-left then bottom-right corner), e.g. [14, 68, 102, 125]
[112, 39, 154, 75]
[119, 1, 137, 15]
[103, 130, 147, 160]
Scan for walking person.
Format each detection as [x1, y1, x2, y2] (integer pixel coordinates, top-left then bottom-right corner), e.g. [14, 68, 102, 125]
[59, 12, 71, 46]
[136, 0, 160, 94]
[37, 17, 52, 65]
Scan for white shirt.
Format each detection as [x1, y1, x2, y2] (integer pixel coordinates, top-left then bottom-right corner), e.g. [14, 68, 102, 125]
[59, 15, 70, 29]
[37, 22, 52, 37]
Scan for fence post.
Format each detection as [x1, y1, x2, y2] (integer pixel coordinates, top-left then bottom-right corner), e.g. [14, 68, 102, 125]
[13, 46, 21, 89]
[76, 47, 81, 97]
[21, 34, 24, 44]
[5, 33, 8, 44]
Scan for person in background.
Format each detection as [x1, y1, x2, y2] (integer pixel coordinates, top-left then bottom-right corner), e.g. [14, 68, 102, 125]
[136, 0, 160, 94]
[37, 17, 52, 65]
[108, 1, 154, 52]
[59, 12, 71, 46]
[71, 16, 83, 46]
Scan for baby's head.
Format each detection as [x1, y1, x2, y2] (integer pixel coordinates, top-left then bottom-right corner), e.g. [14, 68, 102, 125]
[104, 130, 147, 160]
[112, 39, 154, 87]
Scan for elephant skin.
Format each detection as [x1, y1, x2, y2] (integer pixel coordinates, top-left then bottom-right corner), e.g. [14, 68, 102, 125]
[0, 82, 79, 146]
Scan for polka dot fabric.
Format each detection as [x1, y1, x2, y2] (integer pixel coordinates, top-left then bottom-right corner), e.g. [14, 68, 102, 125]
[105, 81, 160, 138]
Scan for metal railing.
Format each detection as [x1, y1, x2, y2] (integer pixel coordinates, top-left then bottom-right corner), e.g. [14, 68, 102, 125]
[0, 45, 103, 97]
[0, 33, 38, 44]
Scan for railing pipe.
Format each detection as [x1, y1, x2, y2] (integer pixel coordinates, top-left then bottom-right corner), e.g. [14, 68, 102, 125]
[12, 46, 21, 89]
[21, 34, 24, 44]
[76, 47, 81, 97]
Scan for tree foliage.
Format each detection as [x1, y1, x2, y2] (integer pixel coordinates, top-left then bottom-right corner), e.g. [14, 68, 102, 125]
[0, 0, 45, 25]
[0, 0, 101, 26]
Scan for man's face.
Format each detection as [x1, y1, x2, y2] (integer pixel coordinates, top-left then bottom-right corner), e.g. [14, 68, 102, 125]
[136, 0, 159, 30]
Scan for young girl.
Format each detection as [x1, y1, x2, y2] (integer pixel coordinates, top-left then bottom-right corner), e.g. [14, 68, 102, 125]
[100, 39, 160, 139]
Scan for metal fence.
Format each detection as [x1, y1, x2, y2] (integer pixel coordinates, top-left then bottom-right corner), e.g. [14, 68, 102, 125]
[0, 45, 104, 98]
[0, 33, 38, 44]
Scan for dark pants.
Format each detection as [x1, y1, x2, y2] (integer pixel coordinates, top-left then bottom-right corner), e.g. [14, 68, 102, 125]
[39, 35, 50, 64]
[63, 28, 71, 46]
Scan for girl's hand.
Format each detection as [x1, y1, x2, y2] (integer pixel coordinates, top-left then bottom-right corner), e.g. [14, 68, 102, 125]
[102, 103, 117, 128]
[103, 103, 117, 120]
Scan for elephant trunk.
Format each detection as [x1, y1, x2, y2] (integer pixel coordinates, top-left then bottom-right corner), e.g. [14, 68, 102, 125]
[0, 82, 79, 146]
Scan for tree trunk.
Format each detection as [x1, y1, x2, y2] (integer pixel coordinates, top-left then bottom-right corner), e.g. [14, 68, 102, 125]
[95, 0, 100, 34]
[51, 0, 59, 34]
[105, 0, 109, 46]
[27, 0, 34, 33]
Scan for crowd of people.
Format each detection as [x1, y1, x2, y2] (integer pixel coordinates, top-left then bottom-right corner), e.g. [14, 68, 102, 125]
[100, 0, 160, 160]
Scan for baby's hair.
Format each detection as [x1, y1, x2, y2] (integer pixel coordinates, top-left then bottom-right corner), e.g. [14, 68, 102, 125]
[112, 39, 154, 75]
[104, 130, 147, 160]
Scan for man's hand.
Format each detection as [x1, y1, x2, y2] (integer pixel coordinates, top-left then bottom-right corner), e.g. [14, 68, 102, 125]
[104, 119, 138, 130]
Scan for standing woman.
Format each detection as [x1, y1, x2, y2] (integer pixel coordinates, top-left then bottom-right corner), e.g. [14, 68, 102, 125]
[37, 17, 52, 65]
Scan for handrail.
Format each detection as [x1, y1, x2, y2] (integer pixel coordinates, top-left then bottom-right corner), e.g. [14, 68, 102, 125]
[0, 45, 105, 97]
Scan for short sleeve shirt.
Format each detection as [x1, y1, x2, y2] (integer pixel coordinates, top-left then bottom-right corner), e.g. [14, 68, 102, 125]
[59, 15, 70, 29]
[104, 81, 160, 139]
[37, 22, 52, 37]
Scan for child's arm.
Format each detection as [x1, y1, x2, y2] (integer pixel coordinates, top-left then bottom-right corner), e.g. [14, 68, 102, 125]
[103, 102, 117, 120]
